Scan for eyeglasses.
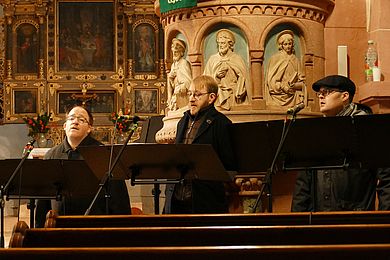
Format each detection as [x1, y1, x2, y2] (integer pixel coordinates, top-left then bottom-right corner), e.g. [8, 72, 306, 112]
[315, 89, 343, 98]
[66, 115, 89, 124]
[187, 91, 211, 100]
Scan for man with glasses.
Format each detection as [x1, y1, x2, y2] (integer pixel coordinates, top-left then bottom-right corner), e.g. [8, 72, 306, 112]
[35, 105, 131, 227]
[164, 75, 236, 214]
[291, 75, 390, 211]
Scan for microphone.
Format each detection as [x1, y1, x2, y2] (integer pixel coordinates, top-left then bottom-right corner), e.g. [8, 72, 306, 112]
[23, 139, 36, 155]
[287, 102, 305, 115]
[118, 115, 142, 123]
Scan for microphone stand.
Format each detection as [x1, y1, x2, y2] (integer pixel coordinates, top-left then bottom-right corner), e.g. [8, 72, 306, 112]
[85, 119, 139, 215]
[0, 139, 35, 248]
[250, 112, 298, 213]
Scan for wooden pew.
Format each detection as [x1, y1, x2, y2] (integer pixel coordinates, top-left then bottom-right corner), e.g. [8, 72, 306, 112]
[44, 210, 390, 228]
[10, 221, 390, 248]
[2, 244, 390, 259]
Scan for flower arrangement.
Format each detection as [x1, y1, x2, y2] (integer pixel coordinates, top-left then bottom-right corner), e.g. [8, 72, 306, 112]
[23, 112, 51, 137]
[110, 111, 132, 133]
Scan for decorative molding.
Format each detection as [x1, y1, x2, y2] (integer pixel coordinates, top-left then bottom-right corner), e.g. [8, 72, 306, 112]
[110, 67, 125, 81]
[47, 67, 63, 81]
[161, 3, 331, 26]
[134, 74, 157, 80]
[126, 81, 138, 94]
[75, 74, 98, 81]
[111, 83, 124, 96]
[48, 83, 62, 96]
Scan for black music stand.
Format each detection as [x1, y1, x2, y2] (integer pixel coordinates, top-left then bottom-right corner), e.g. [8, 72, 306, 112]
[277, 115, 357, 171]
[229, 114, 389, 212]
[79, 144, 231, 214]
[0, 159, 101, 225]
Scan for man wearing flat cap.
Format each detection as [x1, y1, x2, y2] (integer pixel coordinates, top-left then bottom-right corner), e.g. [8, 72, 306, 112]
[291, 75, 390, 212]
[312, 74, 370, 116]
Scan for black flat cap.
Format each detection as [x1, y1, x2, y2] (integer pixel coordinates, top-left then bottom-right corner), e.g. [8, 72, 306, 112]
[312, 75, 356, 97]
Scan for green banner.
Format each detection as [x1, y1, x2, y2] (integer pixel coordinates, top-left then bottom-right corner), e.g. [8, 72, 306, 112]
[160, 0, 197, 13]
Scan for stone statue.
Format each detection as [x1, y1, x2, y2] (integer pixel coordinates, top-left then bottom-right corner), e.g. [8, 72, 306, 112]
[204, 29, 250, 110]
[266, 30, 306, 107]
[167, 38, 192, 111]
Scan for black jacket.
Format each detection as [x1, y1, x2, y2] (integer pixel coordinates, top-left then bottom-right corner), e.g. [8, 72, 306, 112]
[164, 105, 236, 214]
[291, 103, 390, 211]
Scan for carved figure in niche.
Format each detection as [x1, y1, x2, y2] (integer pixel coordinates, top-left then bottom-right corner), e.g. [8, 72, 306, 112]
[167, 38, 192, 111]
[266, 30, 306, 107]
[204, 29, 249, 110]
[17, 24, 38, 73]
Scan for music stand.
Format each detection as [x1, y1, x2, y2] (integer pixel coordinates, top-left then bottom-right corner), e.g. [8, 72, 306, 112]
[277, 116, 357, 171]
[79, 144, 231, 214]
[0, 159, 101, 225]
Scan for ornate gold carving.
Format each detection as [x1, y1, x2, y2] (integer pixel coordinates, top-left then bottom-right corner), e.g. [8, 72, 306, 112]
[6, 110, 17, 121]
[127, 59, 133, 78]
[111, 83, 124, 96]
[5, 83, 16, 94]
[133, 18, 159, 31]
[49, 108, 62, 122]
[80, 82, 95, 93]
[47, 127, 65, 146]
[48, 83, 62, 96]
[235, 176, 264, 195]
[38, 59, 45, 79]
[111, 67, 125, 81]
[154, 81, 165, 94]
[159, 59, 165, 79]
[134, 74, 157, 80]
[13, 19, 39, 32]
[126, 81, 138, 94]
[34, 81, 46, 94]
[6, 60, 12, 79]
[47, 67, 62, 80]
[15, 75, 38, 80]
[15, 5, 36, 15]
[75, 74, 98, 81]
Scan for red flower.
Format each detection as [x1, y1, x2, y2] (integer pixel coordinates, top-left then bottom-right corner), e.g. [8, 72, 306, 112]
[23, 112, 51, 137]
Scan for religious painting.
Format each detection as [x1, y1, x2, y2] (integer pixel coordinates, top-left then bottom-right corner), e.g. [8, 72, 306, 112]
[58, 2, 114, 71]
[57, 91, 115, 114]
[14, 89, 37, 114]
[134, 24, 156, 73]
[134, 88, 158, 114]
[16, 23, 39, 74]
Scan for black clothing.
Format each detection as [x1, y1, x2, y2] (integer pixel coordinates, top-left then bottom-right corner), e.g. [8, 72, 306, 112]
[291, 103, 390, 211]
[164, 105, 236, 214]
[35, 135, 131, 227]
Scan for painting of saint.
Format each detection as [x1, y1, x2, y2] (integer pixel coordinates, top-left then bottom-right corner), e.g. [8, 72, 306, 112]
[17, 24, 38, 74]
[134, 24, 156, 72]
[14, 90, 37, 114]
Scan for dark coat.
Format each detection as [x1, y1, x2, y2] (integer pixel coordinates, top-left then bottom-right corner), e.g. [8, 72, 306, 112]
[291, 103, 390, 211]
[164, 105, 236, 214]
